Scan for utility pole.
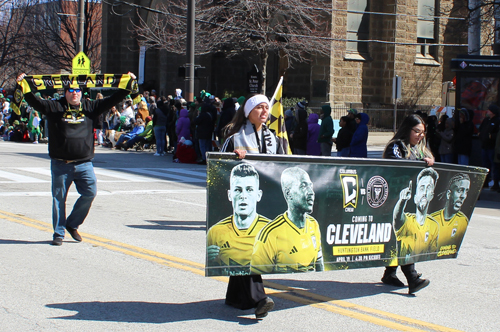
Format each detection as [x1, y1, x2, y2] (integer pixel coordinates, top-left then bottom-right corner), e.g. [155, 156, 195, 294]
[494, 2, 500, 54]
[468, 0, 481, 55]
[77, 0, 85, 53]
[185, 0, 195, 102]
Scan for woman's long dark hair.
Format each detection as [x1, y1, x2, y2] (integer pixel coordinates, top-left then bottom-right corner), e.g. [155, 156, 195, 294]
[386, 113, 433, 159]
[222, 93, 260, 139]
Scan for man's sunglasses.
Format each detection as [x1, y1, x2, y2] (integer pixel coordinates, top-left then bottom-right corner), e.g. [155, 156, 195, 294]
[67, 88, 81, 93]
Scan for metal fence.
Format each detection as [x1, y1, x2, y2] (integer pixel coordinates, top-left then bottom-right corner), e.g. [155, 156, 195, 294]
[309, 105, 420, 132]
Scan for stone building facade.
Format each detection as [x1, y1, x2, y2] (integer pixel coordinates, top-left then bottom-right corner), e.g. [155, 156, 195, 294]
[101, 0, 478, 113]
[329, 0, 469, 110]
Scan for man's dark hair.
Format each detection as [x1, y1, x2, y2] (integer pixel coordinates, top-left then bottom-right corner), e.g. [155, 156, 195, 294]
[448, 173, 470, 189]
[417, 167, 439, 185]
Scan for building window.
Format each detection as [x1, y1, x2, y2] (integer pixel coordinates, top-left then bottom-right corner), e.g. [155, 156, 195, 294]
[416, 0, 439, 64]
[346, 0, 370, 60]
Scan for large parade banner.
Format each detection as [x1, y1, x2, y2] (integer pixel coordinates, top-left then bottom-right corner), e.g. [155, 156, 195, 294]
[205, 153, 488, 277]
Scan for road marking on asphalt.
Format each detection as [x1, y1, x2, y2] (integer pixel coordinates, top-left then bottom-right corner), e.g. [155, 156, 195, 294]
[0, 210, 463, 332]
[0, 189, 205, 197]
[0, 169, 49, 183]
[4, 167, 207, 183]
[117, 168, 206, 183]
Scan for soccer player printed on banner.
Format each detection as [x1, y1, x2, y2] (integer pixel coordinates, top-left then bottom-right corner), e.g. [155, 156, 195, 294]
[206, 164, 270, 276]
[431, 173, 471, 258]
[392, 167, 439, 293]
[394, 168, 440, 259]
[251, 167, 324, 273]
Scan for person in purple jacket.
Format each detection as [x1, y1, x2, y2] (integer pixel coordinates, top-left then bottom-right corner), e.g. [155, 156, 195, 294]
[349, 112, 370, 158]
[306, 113, 321, 155]
[176, 107, 191, 142]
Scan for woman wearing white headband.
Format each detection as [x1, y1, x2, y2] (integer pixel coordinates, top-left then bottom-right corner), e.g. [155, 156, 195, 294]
[218, 94, 284, 319]
[221, 94, 283, 157]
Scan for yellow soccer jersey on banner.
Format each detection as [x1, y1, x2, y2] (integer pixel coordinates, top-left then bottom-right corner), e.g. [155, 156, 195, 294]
[206, 214, 270, 275]
[251, 213, 322, 274]
[431, 209, 469, 249]
[396, 213, 439, 257]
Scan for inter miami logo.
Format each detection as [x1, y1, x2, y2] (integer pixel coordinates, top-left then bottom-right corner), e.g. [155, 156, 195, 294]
[366, 176, 389, 208]
[340, 174, 358, 210]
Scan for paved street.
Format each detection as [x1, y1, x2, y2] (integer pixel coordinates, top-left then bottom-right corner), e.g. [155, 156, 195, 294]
[1, 140, 499, 331]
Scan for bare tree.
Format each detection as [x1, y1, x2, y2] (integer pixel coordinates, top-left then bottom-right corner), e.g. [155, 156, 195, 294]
[131, 0, 332, 91]
[0, 0, 40, 87]
[26, 0, 102, 74]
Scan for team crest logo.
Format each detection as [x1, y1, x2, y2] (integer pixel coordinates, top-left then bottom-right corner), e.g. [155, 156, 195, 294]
[366, 176, 389, 208]
[340, 174, 358, 210]
[14, 88, 23, 103]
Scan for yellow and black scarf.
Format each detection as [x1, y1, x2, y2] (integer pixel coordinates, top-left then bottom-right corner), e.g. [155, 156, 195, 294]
[12, 74, 139, 114]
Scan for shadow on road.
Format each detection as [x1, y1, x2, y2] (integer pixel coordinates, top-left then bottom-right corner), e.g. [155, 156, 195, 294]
[45, 279, 408, 325]
[0, 238, 52, 245]
[46, 300, 264, 325]
[127, 220, 206, 231]
[268, 278, 408, 302]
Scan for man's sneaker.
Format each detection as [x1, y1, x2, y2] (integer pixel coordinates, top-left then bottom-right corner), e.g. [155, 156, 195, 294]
[154, 153, 161, 156]
[51, 238, 63, 246]
[381, 275, 405, 287]
[408, 278, 430, 294]
[66, 227, 82, 242]
[255, 297, 274, 319]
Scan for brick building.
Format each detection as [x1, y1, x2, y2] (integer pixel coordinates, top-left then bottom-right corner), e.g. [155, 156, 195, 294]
[101, 0, 485, 119]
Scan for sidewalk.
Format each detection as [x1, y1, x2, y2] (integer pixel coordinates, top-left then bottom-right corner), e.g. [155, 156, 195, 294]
[367, 131, 393, 148]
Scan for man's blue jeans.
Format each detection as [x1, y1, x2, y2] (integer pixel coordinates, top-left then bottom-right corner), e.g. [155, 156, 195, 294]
[51, 159, 97, 240]
[337, 147, 350, 157]
[199, 138, 212, 161]
[154, 125, 167, 154]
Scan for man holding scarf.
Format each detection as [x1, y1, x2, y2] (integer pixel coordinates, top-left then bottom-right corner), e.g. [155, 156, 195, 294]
[16, 72, 136, 246]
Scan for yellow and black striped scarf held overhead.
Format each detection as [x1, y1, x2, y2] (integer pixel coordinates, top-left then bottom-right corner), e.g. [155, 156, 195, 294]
[12, 74, 139, 114]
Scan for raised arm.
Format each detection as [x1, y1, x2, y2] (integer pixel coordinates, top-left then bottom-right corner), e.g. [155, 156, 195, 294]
[393, 180, 412, 230]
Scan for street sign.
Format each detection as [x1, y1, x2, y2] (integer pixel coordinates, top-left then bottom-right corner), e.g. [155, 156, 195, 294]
[392, 75, 402, 100]
[72, 52, 91, 75]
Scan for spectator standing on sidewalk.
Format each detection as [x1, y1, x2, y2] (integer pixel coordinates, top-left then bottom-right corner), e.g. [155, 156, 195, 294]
[194, 103, 214, 165]
[479, 104, 500, 189]
[454, 109, 474, 165]
[306, 113, 321, 156]
[153, 99, 169, 156]
[346, 108, 358, 133]
[494, 124, 500, 193]
[317, 104, 334, 156]
[292, 100, 308, 155]
[349, 113, 370, 158]
[333, 116, 353, 157]
[437, 118, 455, 163]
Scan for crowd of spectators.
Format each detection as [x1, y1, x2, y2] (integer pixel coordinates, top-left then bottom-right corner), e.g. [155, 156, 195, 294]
[2, 86, 500, 186]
